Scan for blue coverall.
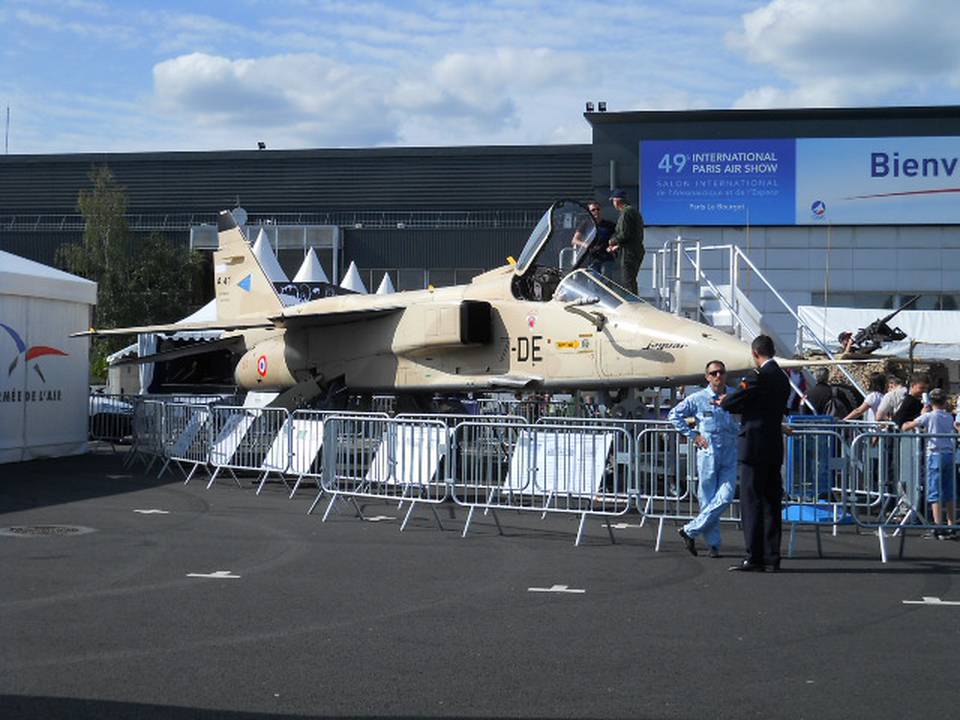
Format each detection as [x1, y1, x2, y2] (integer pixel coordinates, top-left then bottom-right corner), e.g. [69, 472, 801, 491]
[668, 385, 739, 550]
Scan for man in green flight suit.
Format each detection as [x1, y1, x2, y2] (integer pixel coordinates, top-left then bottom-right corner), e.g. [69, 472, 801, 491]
[608, 188, 644, 294]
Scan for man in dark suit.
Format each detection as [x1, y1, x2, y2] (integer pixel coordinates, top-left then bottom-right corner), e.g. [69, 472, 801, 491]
[719, 335, 791, 572]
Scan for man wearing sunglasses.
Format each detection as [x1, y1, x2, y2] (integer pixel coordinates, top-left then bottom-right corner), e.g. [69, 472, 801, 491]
[668, 360, 739, 558]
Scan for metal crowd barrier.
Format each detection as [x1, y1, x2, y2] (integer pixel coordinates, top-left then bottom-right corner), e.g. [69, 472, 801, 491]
[159, 402, 213, 483]
[126, 399, 166, 471]
[297, 411, 391, 510]
[849, 430, 959, 561]
[88, 392, 135, 445]
[205, 405, 292, 491]
[116, 396, 960, 562]
[451, 420, 633, 545]
[320, 415, 450, 530]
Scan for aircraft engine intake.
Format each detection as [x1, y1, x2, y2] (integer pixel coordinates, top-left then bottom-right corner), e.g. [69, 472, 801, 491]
[235, 337, 299, 390]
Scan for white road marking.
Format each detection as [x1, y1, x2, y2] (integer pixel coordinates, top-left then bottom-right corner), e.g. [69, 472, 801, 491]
[107, 474, 132, 479]
[903, 596, 960, 606]
[528, 584, 585, 594]
[365, 515, 395, 522]
[133, 509, 170, 515]
[610, 523, 641, 529]
[187, 570, 241, 579]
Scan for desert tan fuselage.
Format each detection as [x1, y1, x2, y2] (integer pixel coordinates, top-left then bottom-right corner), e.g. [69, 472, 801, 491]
[233, 264, 755, 393]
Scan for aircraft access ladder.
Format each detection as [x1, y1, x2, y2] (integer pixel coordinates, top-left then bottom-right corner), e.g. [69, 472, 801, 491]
[651, 236, 865, 396]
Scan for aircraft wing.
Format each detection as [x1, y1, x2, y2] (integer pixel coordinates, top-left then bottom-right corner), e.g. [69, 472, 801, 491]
[71, 319, 274, 337]
[273, 306, 405, 329]
[111, 336, 245, 366]
[484, 373, 543, 389]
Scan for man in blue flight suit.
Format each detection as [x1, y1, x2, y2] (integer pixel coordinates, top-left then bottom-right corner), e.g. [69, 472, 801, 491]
[668, 360, 739, 558]
[720, 335, 791, 572]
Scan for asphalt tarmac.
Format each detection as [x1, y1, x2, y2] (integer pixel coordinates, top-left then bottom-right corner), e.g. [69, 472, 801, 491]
[2, 447, 960, 720]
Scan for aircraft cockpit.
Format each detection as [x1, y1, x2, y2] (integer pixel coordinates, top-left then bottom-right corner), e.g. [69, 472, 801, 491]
[510, 200, 642, 305]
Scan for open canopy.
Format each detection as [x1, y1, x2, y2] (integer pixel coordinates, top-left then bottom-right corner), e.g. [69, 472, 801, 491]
[514, 200, 596, 276]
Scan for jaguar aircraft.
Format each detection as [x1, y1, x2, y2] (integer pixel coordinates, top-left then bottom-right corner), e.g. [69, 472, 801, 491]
[77, 201, 766, 408]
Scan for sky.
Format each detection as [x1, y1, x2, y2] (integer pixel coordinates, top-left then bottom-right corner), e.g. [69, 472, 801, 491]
[1, 0, 958, 154]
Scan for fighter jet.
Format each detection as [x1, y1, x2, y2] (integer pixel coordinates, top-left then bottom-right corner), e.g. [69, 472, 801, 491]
[77, 200, 758, 408]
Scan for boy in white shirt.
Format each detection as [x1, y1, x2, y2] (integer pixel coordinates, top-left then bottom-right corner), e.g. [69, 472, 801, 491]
[903, 388, 958, 538]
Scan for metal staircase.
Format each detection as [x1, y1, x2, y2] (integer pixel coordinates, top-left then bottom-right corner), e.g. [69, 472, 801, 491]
[652, 236, 865, 396]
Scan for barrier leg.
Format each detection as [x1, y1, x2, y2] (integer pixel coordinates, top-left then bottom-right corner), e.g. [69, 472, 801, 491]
[400, 500, 417, 532]
[205, 467, 221, 490]
[158, 458, 172, 478]
[639, 496, 652, 527]
[183, 463, 202, 485]
[462, 506, 475, 537]
[788, 523, 797, 559]
[229, 468, 242, 488]
[815, 523, 823, 558]
[878, 527, 888, 563]
[654, 517, 664, 552]
[833, 505, 839, 537]
[307, 488, 324, 515]
[321, 492, 339, 522]
[541, 491, 556, 520]
[575, 512, 587, 547]
[898, 528, 907, 560]
[289, 474, 305, 500]
[256, 471, 269, 495]
[484, 487, 500, 516]
[605, 516, 615, 545]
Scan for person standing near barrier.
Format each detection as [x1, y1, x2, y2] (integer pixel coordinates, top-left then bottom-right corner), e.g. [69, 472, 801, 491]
[876, 374, 907, 423]
[719, 335, 791, 572]
[892, 373, 930, 429]
[843, 372, 887, 422]
[902, 388, 958, 538]
[607, 189, 644, 294]
[669, 360, 739, 558]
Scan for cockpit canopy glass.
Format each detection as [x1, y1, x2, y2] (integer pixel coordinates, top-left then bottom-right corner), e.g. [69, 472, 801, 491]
[554, 269, 643, 310]
[515, 200, 596, 276]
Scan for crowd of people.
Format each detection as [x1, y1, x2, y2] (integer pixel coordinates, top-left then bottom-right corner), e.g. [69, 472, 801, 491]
[669, 346, 960, 566]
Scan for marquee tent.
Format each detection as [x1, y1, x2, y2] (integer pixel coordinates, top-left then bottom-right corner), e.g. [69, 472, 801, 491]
[796, 306, 960, 360]
[0, 250, 96, 463]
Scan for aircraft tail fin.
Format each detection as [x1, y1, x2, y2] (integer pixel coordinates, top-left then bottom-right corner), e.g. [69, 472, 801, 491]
[214, 210, 283, 320]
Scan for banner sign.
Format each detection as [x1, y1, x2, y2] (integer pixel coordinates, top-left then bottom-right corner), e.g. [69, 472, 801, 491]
[640, 136, 960, 225]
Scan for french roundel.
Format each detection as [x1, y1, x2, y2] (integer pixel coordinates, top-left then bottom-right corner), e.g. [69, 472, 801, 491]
[257, 355, 268, 377]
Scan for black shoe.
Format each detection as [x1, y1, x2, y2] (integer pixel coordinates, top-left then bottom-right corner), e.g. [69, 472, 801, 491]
[708, 546, 721, 558]
[677, 528, 697, 556]
[728, 559, 764, 572]
[766, 561, 781, 573]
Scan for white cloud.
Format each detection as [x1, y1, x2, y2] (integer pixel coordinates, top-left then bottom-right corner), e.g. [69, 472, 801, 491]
[152, 52, 398, 146]
[729, 0, 960, 107]
[391, 48, 590, 130]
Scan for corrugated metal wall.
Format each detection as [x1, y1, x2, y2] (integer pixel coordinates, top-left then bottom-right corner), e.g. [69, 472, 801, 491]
[0, 145, 592, 215]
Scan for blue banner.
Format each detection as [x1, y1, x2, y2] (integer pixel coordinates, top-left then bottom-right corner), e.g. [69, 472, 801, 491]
[640, 138, 796, 225]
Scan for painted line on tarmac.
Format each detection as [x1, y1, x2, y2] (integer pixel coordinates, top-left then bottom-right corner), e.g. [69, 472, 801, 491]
[528, 584, 585, 594]
[903, 596, 960, 606]
[187, 570, 241, 579]
[133, 509, 170, 515]
[365, 516, 395, 522]
[610, 523, 642, 529]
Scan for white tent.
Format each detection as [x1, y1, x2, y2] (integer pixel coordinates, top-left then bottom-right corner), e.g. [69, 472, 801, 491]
[252, 228, 289, 283]
[340, 261, 368, 294]
[796, 306, 960, 360]
[0, 250, 96, 463]
[376, 273, 396, 295]
[293, 248, 329, 283]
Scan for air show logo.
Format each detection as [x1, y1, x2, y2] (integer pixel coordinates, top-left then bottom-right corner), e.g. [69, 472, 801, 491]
[1, 322, 68, 383]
